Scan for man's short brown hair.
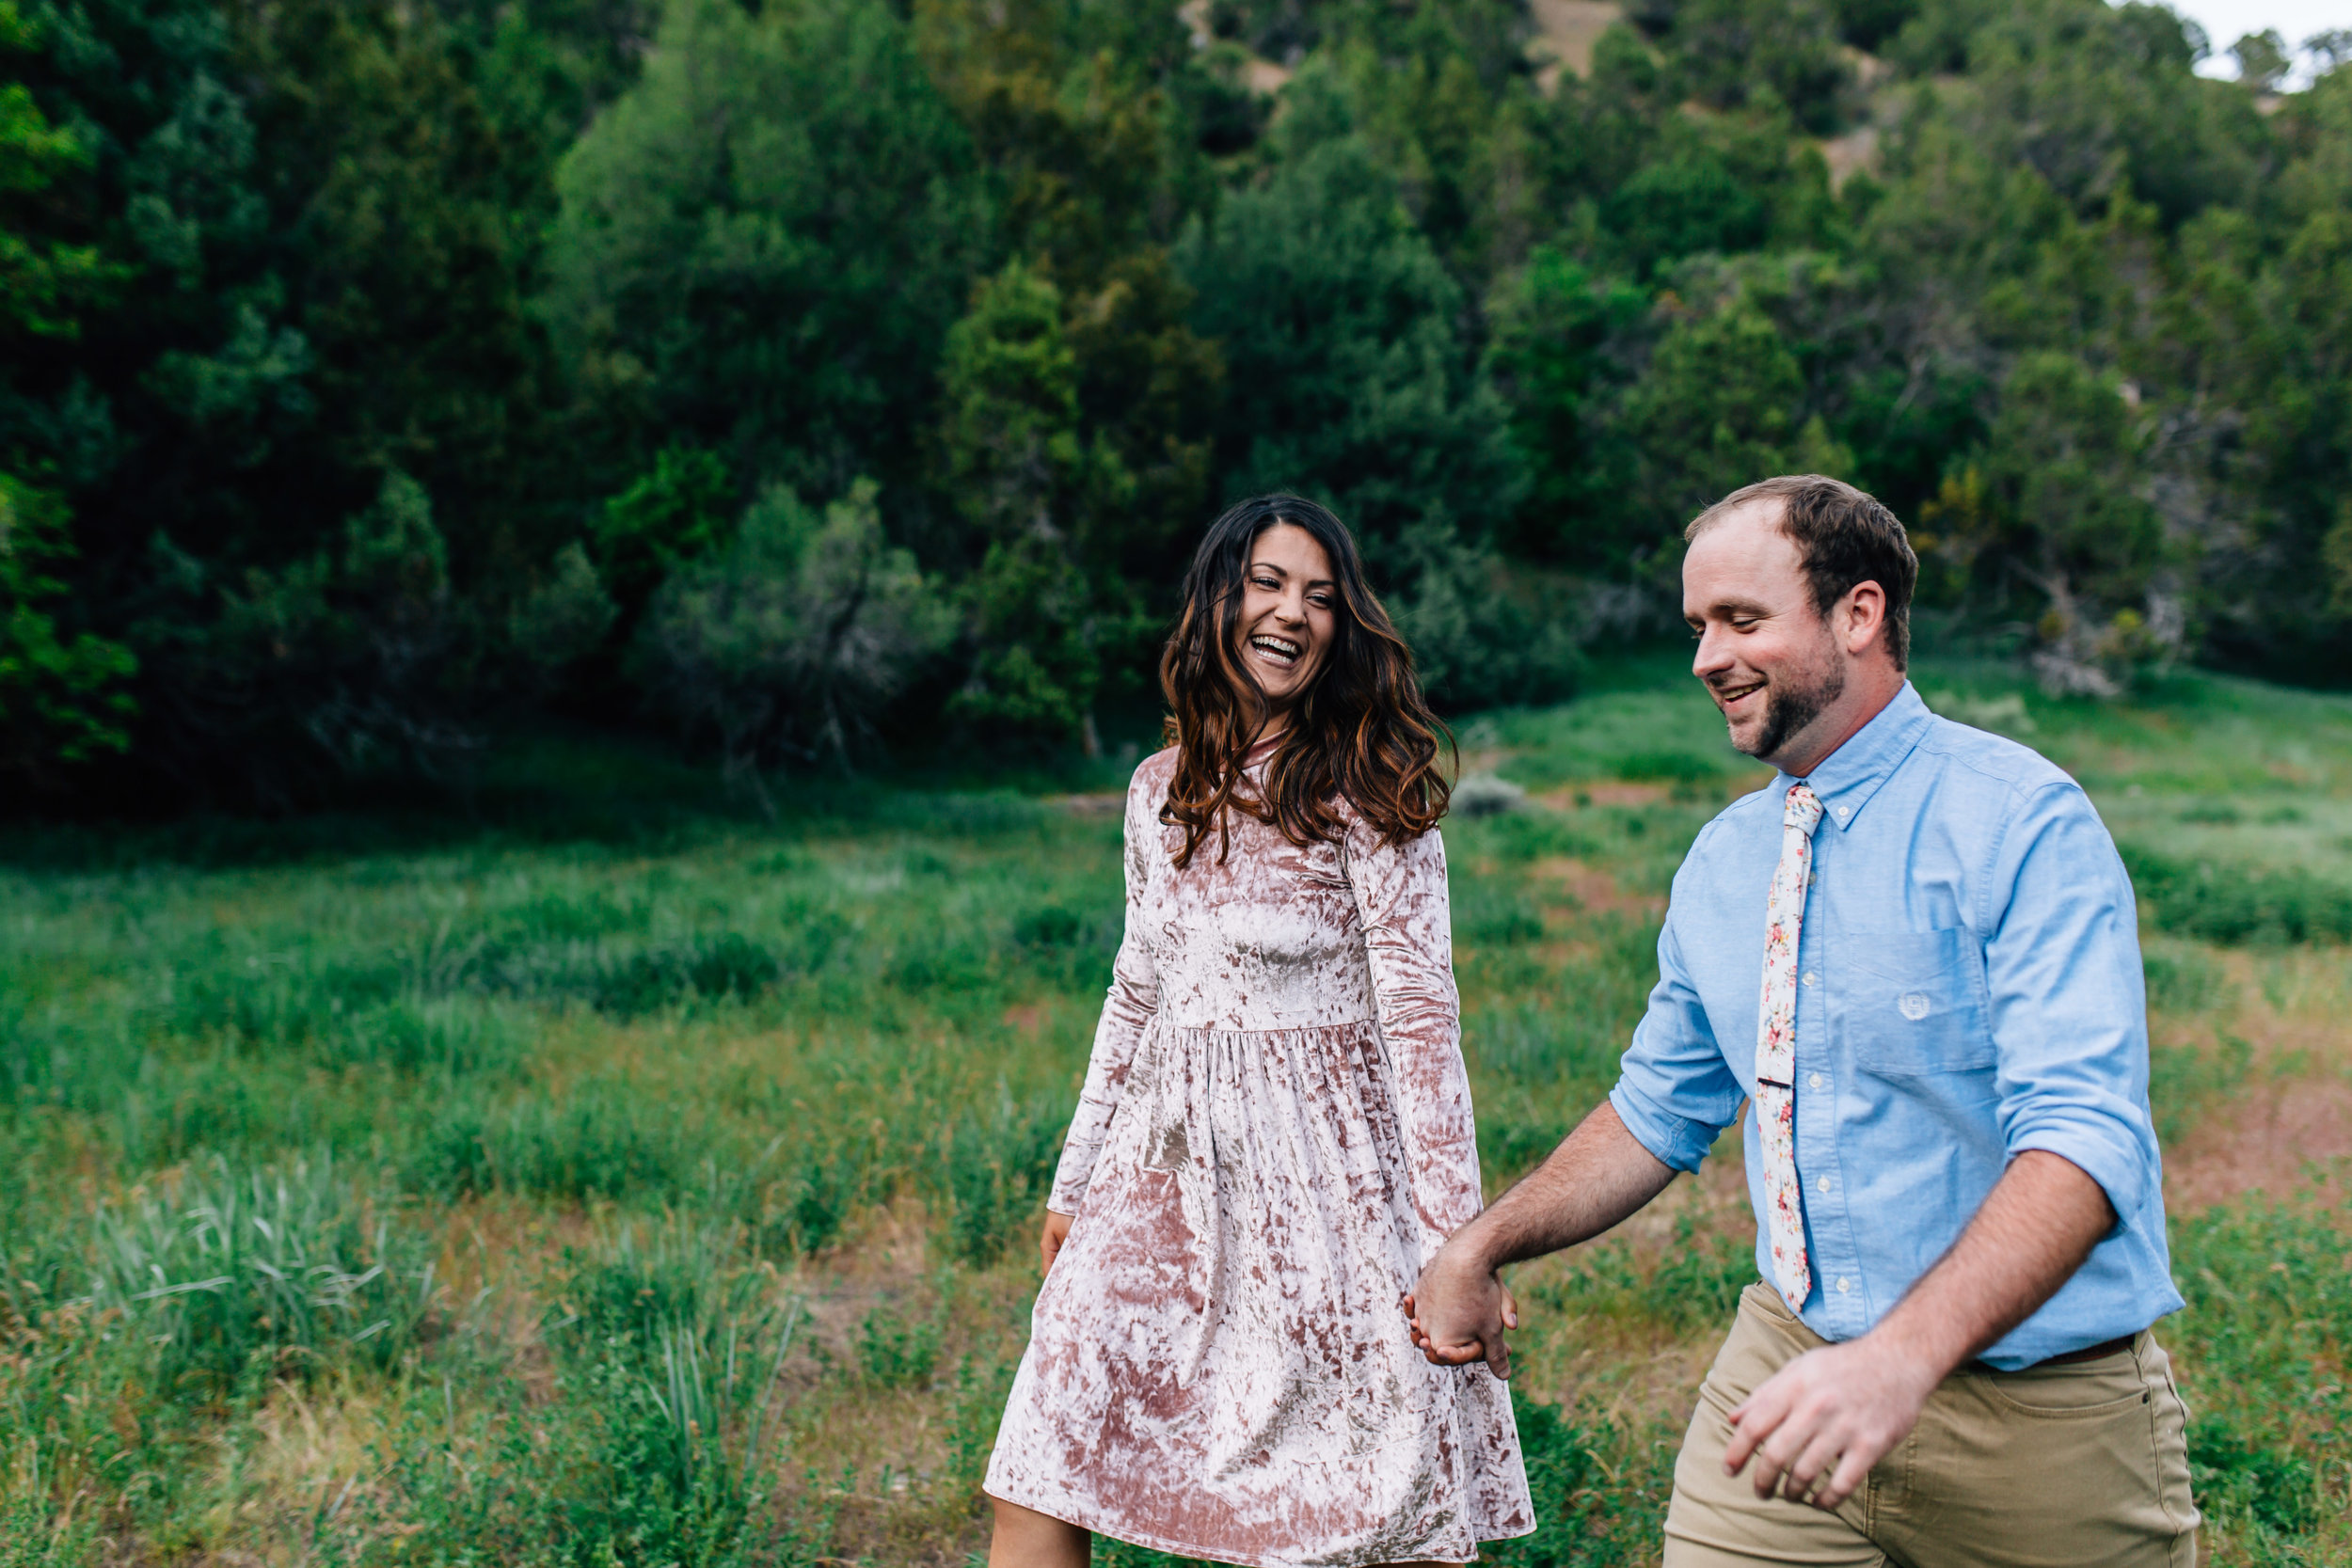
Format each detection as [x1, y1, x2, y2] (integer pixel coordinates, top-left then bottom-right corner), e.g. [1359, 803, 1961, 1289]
[1686, 474, 1919, 670]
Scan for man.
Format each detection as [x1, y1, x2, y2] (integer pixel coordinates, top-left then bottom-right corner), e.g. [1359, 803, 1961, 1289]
[1406, 475, 2197, 1566]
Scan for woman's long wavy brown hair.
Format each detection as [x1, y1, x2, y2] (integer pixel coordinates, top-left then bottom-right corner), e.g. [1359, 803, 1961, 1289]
[1159, 495, 1452, 868]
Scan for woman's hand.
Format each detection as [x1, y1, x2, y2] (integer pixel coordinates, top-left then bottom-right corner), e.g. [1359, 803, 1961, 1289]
[1040, 1210, 1075, 1275]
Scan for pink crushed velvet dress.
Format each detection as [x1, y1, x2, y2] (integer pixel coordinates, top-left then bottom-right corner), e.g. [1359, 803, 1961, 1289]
[985, 746, 1533, 1567]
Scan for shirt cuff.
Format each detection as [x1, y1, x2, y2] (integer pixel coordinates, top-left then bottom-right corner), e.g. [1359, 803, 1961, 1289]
[1610, 1080, 1719, 1174]
[1047, 1144, 1099, 1215]
[2005, 1110, 2151, 1236]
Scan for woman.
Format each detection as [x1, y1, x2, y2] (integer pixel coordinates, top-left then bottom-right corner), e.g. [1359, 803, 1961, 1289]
[984, 497, 1533, 1567]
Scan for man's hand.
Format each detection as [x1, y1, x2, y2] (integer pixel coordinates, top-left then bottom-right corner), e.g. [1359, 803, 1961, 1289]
[1394, 1102, 1678, 1383]
[1722, 1150, 2117, 1513]
[1403, 1245, 1519, 1379]
[1723, 1334, 1939, 1510]
[1040, 1210, 1073, 1275]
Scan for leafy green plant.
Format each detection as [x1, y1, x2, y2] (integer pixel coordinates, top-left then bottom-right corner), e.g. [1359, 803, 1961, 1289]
[943, 1095, 1065, 1267]
[87, 1155, 440, 1397]
[631, 480, 954, 796]
[1485, 1391, 1678, 1566]
[855, 1305, 941, 1389]
[2121, 847, 2352, 944]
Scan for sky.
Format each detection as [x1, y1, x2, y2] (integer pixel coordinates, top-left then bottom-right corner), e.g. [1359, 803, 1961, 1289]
[2150, 0, 2351, 81]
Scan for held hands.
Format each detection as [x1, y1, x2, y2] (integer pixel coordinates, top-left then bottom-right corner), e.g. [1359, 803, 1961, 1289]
[1040, 1210, 1073, 1275]
[1402, 1244, 1519, 1380]
[1722, 1333, 1940, 1511]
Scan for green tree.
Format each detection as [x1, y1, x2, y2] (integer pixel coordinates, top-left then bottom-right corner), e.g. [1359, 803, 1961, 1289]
[1617, 298, 1809, 531]
[0, 0, 134, 775]
[936, 262, 1150, 752]
[1, 0, 610, 796]
[0, 474, 135, 773]
[1176, 97, 1525, 561]
[1484, 246, 1648, 564]
[595, 446, 735, 613]
[545, 0, 989, 503]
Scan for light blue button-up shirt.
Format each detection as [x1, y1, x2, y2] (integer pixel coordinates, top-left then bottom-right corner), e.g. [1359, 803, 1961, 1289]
[1609, 682, 2182, 1369]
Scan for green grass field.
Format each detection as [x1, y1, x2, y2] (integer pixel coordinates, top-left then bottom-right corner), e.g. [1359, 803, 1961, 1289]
[4, 653, 2349, 1566]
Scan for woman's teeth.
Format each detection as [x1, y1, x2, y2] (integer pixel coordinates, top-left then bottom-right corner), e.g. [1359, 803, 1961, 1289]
[1249, 635, 1302, 666]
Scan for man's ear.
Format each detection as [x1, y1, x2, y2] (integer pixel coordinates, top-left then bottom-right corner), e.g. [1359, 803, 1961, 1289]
[1841, 581, 1888, 657]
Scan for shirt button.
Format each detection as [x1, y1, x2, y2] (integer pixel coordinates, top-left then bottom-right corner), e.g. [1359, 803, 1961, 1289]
[1835, 805, 1851, 819]
[1817, 1175, 1834, 1195]
[1802, 972, 1817, 987]
[1807, 1073, 1822, 1089]
[1836, 1276, 1852, 1293]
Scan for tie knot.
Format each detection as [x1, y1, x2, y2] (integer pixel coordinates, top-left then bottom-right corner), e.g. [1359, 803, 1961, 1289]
[1784, 782, 1825, 835]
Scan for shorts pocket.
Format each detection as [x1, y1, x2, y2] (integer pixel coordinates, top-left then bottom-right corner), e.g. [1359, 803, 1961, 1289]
[1838, 927, 1994, 1074]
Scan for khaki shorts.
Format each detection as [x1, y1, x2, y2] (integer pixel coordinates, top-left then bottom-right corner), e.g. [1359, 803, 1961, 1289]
[1663, 1284, 2199, 1568]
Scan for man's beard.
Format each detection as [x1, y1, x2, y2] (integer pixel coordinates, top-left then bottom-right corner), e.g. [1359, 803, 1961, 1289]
[1733, 652, 1846, 762]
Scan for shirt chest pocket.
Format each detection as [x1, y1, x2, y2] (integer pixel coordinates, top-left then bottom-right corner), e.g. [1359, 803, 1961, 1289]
[1836, 927, 1994, 1075]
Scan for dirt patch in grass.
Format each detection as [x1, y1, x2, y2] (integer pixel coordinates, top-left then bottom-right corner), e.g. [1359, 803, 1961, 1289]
[1537, 781, 1673, 810]
[2165, 1071, 2352, 1214]
[1050, 792, 1123, 816]
[1534, 773, 1769, 813]
[1529, 855, 1667, 923]
[2159, 947, 2352, 1214]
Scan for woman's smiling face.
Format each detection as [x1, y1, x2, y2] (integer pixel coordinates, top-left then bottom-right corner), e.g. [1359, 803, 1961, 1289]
[1232, 522, 1337, 727]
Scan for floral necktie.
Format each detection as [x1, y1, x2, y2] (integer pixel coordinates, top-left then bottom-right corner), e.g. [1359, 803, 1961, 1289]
[1756, 781, 1824, 1313]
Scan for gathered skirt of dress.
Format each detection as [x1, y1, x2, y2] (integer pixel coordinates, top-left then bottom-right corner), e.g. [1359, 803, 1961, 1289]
[985, 1014, 1530, 1567]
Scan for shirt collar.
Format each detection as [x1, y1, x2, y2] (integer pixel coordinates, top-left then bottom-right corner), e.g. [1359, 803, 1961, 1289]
[1782, 682, 1933, 832]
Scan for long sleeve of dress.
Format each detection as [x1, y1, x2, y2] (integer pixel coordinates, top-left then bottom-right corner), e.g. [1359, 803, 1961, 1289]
[1343, 815, 1480, 1262]
[1047, 768, 1163, 1214]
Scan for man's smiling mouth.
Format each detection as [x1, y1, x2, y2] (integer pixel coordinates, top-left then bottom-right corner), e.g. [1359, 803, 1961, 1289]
[1715, 679, 1765, 706]
[1249, 634, 1303, 667]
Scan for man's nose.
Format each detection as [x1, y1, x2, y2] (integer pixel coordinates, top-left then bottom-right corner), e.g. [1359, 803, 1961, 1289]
[1692, 623, 1735, 679]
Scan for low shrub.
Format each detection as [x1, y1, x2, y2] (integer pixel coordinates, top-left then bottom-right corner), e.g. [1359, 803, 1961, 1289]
[584, 933, 783, 1018]
[408, 1081, 694, 1204]
[941, 1095, 1065, 1267]
[2165, 1200, 2352, 1556]
[339, 1316, 828, 1568]
[1455, 881, 1548, 947]
[2121, 847, 2352, 945]
[556, 1220, 750, 1357]
[855, 1305, 942, 1389]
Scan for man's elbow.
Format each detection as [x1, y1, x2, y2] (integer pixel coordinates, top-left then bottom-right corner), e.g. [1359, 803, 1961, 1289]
[2008, 1148, 2121, 1249]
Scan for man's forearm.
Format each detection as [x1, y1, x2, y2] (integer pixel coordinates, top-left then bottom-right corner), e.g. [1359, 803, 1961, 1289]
[1456, 1101, 1678, 1269]
[1868, 1148, 2116, 1373]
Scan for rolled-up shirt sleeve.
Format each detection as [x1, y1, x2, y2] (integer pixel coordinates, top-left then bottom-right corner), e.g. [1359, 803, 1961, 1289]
[1980, 780, 2161, 1230]
[1611, 844, 1745, 1173]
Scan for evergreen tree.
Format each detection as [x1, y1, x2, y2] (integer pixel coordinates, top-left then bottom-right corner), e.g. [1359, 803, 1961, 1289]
[545, 0, 989, 504]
